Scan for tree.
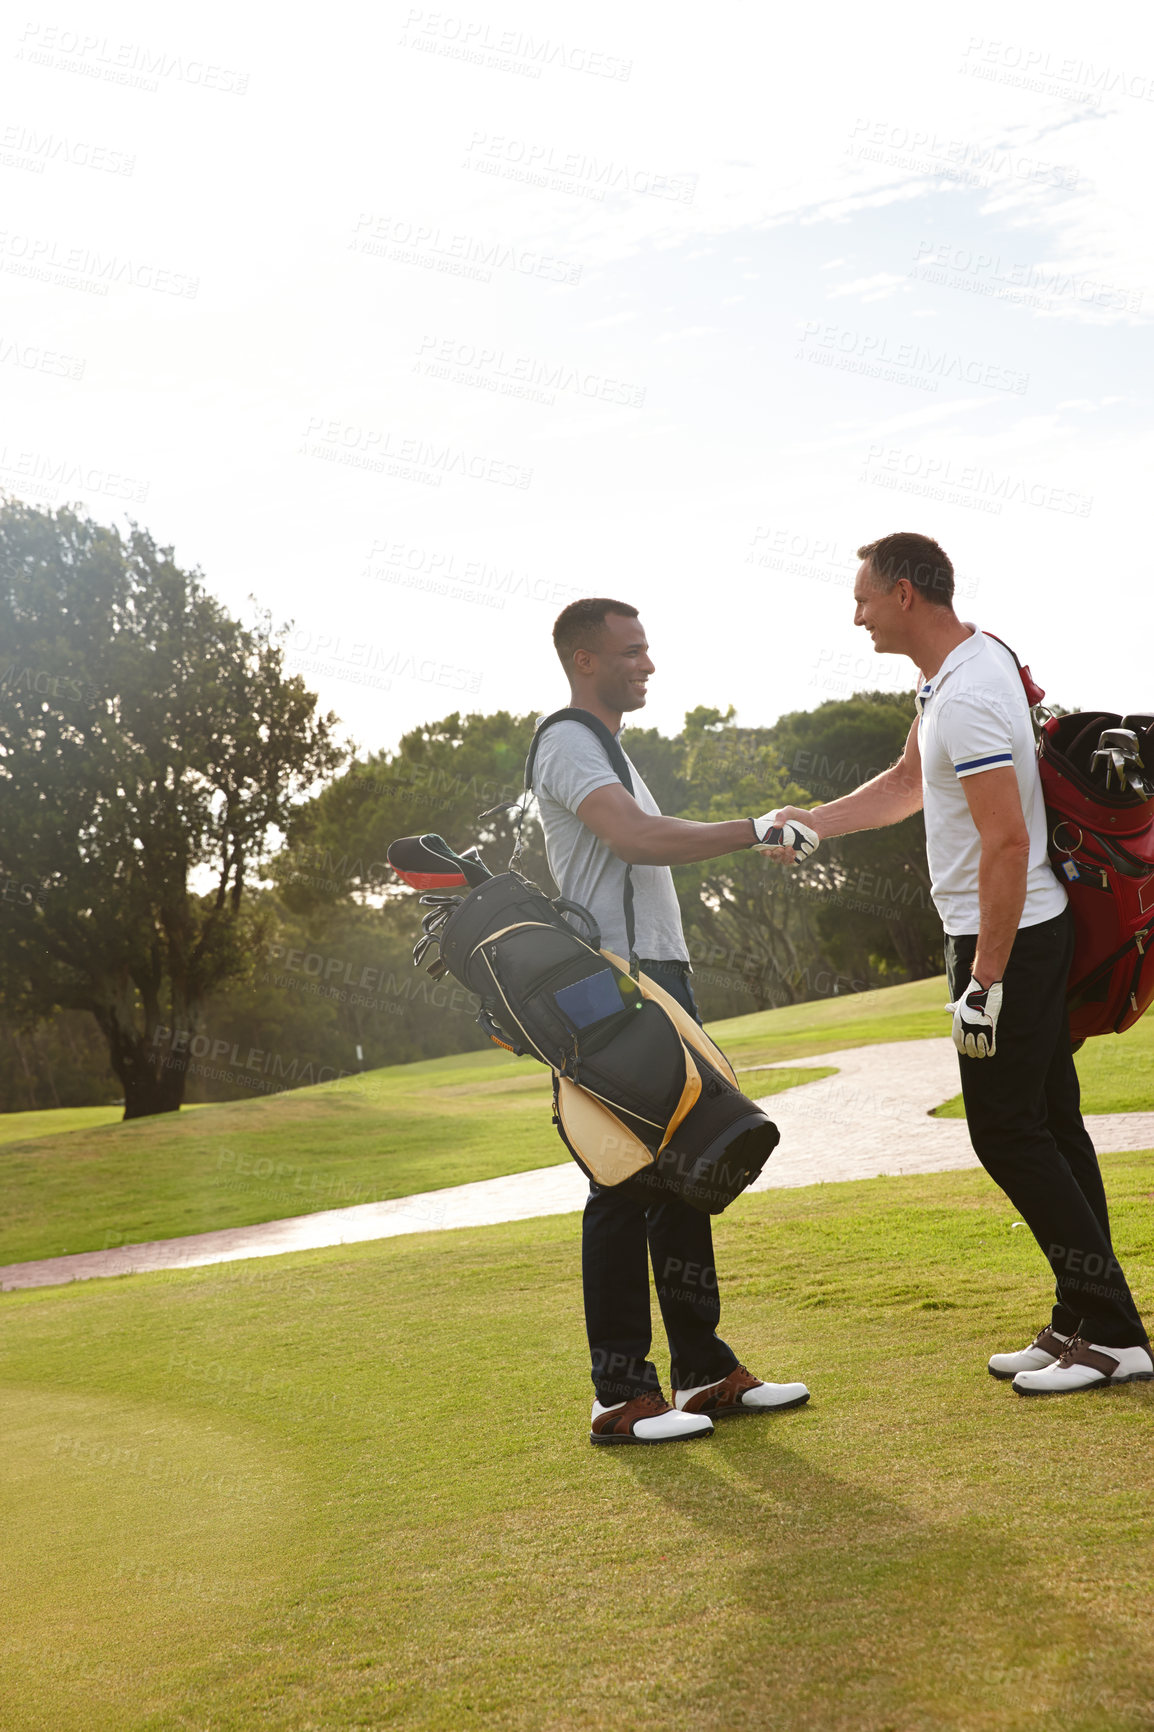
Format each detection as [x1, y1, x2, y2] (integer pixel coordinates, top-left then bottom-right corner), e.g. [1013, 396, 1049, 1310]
[652, 707, 847, 1010]
[0, 1009, 120, 1110]
[0, 502, 344, 1118]
[768, 692, 941, 984]
[280, 698, 941, 1027]
[274, 708, 555, 909]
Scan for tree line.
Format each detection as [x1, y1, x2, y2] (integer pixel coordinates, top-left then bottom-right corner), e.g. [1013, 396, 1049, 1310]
[0, 503, 940, 1119]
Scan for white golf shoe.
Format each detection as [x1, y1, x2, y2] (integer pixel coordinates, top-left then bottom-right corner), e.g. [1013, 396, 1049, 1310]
[674, 1363, 810, 1417]
[987, 1325, 1070, 1381]
[590, 1391, 713, 1444]
[1012, 1337, 1154, 1397]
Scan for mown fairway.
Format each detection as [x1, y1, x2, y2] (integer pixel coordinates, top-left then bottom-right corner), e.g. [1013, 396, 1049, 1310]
[2, 968, 969, 1266]
[3, 1147, 1154, 1731]
[4, 974, 1153, 1268]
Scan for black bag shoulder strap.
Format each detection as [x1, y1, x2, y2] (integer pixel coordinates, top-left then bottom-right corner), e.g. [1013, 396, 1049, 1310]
[525, 707, 634, 795]
[524, 707, 639, 978]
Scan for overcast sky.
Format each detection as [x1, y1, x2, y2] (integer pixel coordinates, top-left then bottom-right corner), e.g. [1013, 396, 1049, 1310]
[4, 1, 1152, 757]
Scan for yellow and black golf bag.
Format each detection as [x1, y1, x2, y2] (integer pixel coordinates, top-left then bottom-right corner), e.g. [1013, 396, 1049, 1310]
[388, 836, 779, 1214]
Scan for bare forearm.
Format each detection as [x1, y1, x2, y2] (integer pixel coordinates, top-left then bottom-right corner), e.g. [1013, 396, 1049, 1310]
[616, 815, 754, 866]
[973, 842, 1028, 986]
[804, 764, 922, 840]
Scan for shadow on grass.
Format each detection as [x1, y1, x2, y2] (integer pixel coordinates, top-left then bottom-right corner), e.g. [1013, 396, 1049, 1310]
[608, 1422, 1143, 1732]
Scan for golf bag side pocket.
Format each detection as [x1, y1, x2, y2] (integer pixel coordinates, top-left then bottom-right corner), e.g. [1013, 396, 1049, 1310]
[552, 1075, 655, 1187]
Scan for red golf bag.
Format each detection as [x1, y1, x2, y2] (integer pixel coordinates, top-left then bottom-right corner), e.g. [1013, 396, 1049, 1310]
[1037, 711, 1154, 1040]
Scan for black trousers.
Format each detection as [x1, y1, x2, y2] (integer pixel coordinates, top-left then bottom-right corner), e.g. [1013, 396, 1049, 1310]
[582, 961, 739, 1404]
[945, 907, 1146, 1348]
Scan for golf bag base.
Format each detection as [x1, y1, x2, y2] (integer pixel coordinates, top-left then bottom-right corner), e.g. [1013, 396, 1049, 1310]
[437, 871, 778, 1214]
[1039, 712, 1154, 1039]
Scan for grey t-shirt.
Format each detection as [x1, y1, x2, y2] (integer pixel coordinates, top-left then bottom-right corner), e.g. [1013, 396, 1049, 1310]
[532, 719, 689, 964]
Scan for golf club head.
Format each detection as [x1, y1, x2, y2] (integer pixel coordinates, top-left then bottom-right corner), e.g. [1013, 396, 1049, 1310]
[387, 833, 491, 891]
[1097, 728, 1142, 762]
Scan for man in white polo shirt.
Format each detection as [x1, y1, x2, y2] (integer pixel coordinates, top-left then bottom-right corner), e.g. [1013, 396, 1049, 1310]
[770, 531, 1151, 1398]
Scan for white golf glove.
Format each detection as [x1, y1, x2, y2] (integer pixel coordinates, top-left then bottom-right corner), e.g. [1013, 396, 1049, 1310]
[751, 812, 820, 860]
[947, 976, 1004, 1058]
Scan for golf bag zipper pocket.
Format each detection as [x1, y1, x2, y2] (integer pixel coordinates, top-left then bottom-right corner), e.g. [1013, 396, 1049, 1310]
[475, 923, 639, 1054]
[476, 951, 550, 1065]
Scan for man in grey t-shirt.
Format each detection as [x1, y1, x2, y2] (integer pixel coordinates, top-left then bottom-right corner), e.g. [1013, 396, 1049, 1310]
[534, 597, 815, 1446]
[533, 722, 687, 965]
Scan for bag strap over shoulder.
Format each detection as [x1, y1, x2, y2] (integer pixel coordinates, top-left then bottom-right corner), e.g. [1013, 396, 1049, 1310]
[525, 707, 640, 978]
[525, 707, 635, 795]
[983, 632, 1047, 708]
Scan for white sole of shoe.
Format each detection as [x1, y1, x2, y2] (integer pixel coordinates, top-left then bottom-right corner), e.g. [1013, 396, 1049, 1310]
[1013, 1371, 1154, 1398]
[589, 1427, 712, 1446]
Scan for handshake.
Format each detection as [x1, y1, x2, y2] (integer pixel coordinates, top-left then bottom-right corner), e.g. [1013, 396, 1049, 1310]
[750, 807, 820, 864]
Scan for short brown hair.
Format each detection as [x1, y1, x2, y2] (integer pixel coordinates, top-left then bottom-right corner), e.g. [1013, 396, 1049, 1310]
[857, 532, 955, 608]
[552, 597, 639, 671]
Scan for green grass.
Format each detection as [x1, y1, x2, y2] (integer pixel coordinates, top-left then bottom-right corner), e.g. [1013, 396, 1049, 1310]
[0, 1105, 125, 1145]
[5, 973, 1152, 1269]
[0, 1045, 828, 1269]
[0, 1102, 213, 1147]
[933, 1012, 1154, 1117]
[716, 972, 950, 1069]
[4, 1151, 1154, 1730]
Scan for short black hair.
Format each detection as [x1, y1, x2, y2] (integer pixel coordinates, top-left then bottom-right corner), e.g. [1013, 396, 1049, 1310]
[857, 532, 955, 608]
[552, 597, 639, 672]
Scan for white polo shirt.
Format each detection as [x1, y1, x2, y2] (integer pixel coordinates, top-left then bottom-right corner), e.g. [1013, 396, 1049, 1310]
[916, 625, 1067, 937]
